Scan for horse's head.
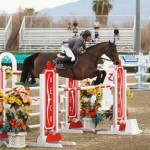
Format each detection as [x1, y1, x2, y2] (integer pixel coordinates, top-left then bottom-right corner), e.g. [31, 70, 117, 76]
[104, 41, 120, 65]
[86, 41, 120, 65]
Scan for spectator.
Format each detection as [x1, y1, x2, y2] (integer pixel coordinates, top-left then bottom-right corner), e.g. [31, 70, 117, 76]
[93, 20, 100, 41]
[67, 21, 71, 31]
[72, 20, 78, 37]
[114, 27, 119, 40]
[72, 20, 78, 28]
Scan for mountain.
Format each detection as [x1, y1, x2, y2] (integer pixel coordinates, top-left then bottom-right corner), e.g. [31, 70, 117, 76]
[40, 0, 94, 16]
[40, 0, 150, 21]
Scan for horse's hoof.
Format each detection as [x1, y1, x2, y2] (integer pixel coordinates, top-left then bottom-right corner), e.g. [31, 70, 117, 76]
[29, 80, 36, 84]
[92, 81, 98, 85]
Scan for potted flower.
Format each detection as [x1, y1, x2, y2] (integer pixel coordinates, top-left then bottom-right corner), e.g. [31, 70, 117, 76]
[80, 84, 105, 128]
[2, 85, 32, 148]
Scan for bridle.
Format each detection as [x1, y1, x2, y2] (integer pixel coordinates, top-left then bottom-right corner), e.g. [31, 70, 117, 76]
[104, 43, 118, 62]
[86, 42, 118, 62]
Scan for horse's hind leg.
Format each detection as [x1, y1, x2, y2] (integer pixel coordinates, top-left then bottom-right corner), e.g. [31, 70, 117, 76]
[93, 70, 106, 85]
[29, 70, 36, 84]
[29, 75, 36, 84]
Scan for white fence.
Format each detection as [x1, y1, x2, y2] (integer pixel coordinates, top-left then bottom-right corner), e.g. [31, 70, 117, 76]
[0, 16, 12, 51]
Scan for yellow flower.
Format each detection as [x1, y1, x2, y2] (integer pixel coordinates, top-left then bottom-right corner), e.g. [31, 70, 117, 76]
[28, 100, 32, 106]
[24, 90, 29, 95]
[87, 89, 93, 94]
[4, 94, 9, 100]
[92, 89, 96, 94]
[8, 97, 15, 104]
[0, 90, 5, 102]
[0, 90, 3, 95]
[0, 105, 3, 111]
[126, 86, 133, 99]
[127, 92, 134, 99]
[126, 86, 130, 92]
[15, 99, 22, 105]
[18, 101, 22, 106]
[22, 107, 28, 113]
[80, 98, 85, 103]
[0, 98, 3, 102]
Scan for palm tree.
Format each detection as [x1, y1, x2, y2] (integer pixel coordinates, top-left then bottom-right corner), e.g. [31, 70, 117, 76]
[92, 0, 113, 25]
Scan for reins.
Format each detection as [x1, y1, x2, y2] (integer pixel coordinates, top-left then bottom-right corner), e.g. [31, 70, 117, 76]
[86, 42, 113, 61]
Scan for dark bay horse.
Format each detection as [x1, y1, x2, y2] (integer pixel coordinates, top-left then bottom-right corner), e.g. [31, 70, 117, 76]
[20, 41, 120, 85]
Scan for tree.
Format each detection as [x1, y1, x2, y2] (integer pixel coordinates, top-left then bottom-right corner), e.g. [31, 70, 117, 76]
[7, 7, 38, 50]
[92, 0, 113, 25]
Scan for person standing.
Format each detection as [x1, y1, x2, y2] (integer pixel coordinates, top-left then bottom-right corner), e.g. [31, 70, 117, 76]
[93, 20, 100, 41]
[72, 20, 78, 37]
[114, 27, 119, 40]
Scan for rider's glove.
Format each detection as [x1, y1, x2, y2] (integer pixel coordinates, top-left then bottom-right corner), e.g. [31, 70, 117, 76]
[81, 50, 86, 54]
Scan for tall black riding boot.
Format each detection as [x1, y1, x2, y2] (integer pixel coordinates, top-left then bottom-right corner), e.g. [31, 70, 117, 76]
[60, 57, 72, 62]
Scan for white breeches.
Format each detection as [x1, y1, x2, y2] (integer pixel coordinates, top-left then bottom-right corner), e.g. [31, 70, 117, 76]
[61, 44, 75, 61]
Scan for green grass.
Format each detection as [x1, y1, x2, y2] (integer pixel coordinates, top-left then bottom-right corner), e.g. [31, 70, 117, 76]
[15, 82, 39, 87]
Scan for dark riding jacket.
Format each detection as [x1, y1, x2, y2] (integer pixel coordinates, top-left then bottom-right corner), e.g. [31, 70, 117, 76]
[66, 37, 86, 54]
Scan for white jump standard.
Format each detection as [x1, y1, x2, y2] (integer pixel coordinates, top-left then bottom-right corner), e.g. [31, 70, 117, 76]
[97, 66, 142, 135]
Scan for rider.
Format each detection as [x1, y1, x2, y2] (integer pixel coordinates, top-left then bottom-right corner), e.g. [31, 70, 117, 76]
[60, 30, 92, 62]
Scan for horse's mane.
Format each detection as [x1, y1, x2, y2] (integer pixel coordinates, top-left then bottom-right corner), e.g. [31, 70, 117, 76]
[86, 41, 108, 50]
[87, 41, 117, 51]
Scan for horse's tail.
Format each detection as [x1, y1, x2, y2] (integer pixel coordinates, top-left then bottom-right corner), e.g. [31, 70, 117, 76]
[20, 53, 39, 83]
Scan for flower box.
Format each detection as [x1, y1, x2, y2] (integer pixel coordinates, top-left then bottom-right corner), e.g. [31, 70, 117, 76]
[83, 117, 95, 129]
[6, 132, 27, 148]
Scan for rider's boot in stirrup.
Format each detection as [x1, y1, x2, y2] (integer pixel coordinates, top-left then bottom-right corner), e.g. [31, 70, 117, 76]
[61, 57, 72, 62]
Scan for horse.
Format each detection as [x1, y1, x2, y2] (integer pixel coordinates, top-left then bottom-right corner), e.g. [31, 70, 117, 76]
[20, 41, 120, 85]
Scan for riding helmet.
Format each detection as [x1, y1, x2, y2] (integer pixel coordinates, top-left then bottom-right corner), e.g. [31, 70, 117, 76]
[82, 30, 91, 37]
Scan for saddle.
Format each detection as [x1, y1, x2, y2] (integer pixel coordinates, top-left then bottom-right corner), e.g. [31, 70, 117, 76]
[53, 52, 78, 70]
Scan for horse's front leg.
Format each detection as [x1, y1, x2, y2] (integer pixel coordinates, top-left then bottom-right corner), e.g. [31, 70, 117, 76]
[92, 70, 106, 85]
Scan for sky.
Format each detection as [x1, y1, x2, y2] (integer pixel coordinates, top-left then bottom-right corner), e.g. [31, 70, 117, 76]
[0, 0, 149, 19]
[0, 0, 79, 14]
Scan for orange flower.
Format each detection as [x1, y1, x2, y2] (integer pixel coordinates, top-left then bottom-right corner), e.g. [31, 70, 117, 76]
[90, 112, 96, 117]
[13, 124, 18, 128]
[22, 125, 27, 131]
[17, 121, 21, 127]
[22, 122, 25, 126]
[80, 110, 85, 116]
[83, 108, 86, 111]
[10, 119, 16, 126]
[85, 112, 90, 116]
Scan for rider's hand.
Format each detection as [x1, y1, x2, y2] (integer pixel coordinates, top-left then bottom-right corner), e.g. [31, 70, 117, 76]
[82, 50, 86, 54]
